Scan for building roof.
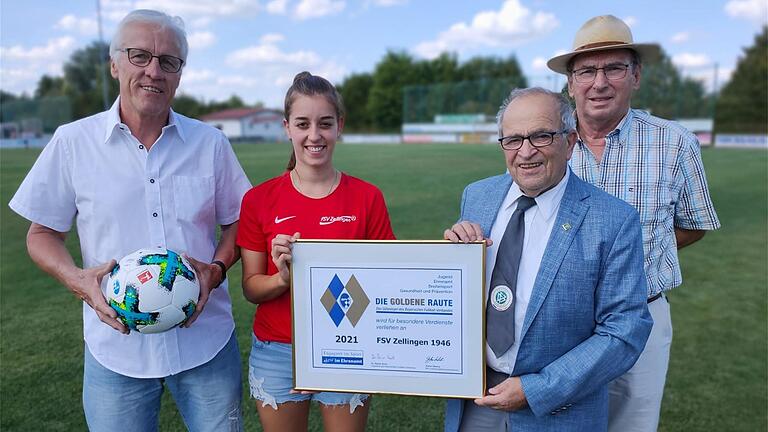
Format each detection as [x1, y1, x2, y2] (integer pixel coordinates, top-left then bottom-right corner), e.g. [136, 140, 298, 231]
[201, 108, 282, 121]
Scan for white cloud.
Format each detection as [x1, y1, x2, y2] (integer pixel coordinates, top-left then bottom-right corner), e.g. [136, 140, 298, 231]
[181, 68, 215, 84]
[725, 0, 768, 25]
[102, 0, 343, 23]
[267, 0, 288, 14]
[227, 42, 321, 67]
[530, 49, 567, 74]
[218, 34, 346, 106]
[531, 57, 548, 71]
[188, 31, 216, 49]
[369, 0, 408, 6]
[190, 17, 212, 28]
[295, 0, 345, 20]
[101, 0, 260, 24]
[260, 33, 285, 44]
[672, 52, 711, 69]
[217, 75, 262, 87]
[0, 36, 77, 61]
[305, 62, 346, 85]
[55, 14, 99, 36]
[178, 73, 275, 106]
[412, 0, 558, 59]
[685, 67, 734, 93]
[133, 0, 260, 17]
[0, 37, 75, 95]
[623, 16, 637, 27]
[101, 0, 138, 22]
[0, 67, 40, 95]
[670, 32, 690, 44]
[225, 32, 346, 77]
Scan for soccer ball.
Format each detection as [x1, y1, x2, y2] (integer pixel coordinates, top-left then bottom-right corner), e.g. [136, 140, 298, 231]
[106, 248, 200, 334]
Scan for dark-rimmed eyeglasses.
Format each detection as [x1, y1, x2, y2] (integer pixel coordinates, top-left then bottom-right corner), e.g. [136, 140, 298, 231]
[498, 130, 568, 150]
[119, 48, 184, 73]
[570, 63, 633, 83]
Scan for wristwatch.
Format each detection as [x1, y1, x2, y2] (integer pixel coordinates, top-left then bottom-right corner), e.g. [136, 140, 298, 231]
[211, 260, 227, 287]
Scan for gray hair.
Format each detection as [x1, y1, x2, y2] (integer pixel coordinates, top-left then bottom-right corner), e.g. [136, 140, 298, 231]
[109, 10, 188, 63]
[496, 87, 575, 136]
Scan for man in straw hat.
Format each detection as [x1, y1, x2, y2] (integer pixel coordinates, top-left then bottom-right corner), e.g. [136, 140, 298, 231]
[548, 15, 721, 432]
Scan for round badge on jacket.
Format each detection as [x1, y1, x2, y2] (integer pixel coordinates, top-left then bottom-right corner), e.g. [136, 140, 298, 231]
[491, 285, 513, 311]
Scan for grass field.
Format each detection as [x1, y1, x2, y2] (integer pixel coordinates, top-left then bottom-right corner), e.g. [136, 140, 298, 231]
[1, 144, 766, 431]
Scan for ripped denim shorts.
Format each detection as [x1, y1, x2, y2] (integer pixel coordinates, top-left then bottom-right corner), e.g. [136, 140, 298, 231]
[248, 334, 368, 413]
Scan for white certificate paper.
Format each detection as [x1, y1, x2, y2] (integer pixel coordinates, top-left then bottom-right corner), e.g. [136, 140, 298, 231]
[291, 240, 485, 398]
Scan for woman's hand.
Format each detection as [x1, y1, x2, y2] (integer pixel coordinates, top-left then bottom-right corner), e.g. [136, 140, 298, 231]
[271, 232, 300, 285]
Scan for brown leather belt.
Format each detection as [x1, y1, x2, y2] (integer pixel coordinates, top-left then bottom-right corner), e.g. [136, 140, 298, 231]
[486, 366, 510, 388]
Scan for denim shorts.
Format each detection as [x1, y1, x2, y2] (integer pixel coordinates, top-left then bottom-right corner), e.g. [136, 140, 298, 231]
[248, 334, 368, 413]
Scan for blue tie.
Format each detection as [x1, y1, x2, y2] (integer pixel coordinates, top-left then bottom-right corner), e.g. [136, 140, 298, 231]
[487, 195, 537, 358]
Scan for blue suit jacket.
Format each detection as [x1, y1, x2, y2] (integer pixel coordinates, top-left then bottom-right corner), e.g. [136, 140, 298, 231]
[444, 172, 652, 432]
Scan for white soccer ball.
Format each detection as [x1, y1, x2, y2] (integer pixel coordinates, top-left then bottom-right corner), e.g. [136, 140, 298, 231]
[105, 248, 200, 334]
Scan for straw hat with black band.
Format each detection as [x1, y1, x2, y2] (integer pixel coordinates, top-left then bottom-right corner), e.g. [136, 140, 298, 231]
[547, 15, 661, 75]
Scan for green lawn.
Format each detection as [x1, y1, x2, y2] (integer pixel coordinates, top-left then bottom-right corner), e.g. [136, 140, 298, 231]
[1, 144, 766, 431]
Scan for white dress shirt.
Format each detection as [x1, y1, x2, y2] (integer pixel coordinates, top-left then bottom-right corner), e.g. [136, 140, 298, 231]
[485, 169, 570, 374]
[9, 99, 252, 378]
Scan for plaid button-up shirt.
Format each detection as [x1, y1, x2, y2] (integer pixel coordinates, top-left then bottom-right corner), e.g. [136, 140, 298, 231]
[570, 109, 721, 297]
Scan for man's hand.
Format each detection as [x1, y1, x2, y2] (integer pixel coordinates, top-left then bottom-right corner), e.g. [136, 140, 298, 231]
[67, 260, 128, 334]
[27, 223, 127, 334]
[182, 255, 223, 327]
[474, 377, 528, 411]
[443, 221, 493, 246]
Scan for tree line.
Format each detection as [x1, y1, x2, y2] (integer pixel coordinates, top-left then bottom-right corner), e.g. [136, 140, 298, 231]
[337, 27, 765, 135]
[338, 52, 528, 131]
[713, 26, 767, 134]
[0, 42, 255, 132]
[2, 27, 766, 135]
[337, 49, 727, 132]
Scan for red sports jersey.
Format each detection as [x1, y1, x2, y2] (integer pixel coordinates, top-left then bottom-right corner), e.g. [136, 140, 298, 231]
[237, 171, 396, 343]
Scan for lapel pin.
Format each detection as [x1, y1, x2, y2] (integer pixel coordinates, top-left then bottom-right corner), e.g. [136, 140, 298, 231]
[562, 223, 572, 231]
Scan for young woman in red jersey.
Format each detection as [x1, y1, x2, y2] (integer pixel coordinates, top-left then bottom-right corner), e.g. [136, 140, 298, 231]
[237, 71, 395, 432]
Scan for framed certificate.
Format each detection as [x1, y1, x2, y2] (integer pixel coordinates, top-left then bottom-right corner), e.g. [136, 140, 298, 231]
[291, 239, 486, 399]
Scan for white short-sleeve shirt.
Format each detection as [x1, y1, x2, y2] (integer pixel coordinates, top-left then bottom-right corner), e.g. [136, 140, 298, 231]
[485, 170, 569, 375]
[9, 99, 252, 378]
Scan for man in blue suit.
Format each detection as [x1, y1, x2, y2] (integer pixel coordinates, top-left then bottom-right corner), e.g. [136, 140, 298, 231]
[443, 87, 652, 431]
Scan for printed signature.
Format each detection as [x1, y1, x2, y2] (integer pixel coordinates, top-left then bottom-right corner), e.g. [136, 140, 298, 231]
[372, 353, 396, 360]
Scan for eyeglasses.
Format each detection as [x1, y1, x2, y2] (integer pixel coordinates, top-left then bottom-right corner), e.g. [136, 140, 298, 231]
[498, 130, 568, 150]
[570, 63, 633, 83]
[119, 48, 184, 73]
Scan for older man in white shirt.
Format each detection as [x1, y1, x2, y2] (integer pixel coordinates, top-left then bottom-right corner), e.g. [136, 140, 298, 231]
[9, 9, 251, 432]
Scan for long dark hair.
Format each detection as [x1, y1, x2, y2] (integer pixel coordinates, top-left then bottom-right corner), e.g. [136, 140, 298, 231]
[284, 71, 345, 170]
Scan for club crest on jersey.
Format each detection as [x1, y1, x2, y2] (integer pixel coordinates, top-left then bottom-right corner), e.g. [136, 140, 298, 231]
[319, 215, 357, 226]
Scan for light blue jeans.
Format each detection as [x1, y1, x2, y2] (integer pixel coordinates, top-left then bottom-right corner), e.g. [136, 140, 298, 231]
[83, 331, 243, 432]
[248, 335, 367, 413]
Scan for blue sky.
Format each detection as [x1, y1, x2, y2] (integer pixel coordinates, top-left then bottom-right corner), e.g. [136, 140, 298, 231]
[1, 0, 766, 108]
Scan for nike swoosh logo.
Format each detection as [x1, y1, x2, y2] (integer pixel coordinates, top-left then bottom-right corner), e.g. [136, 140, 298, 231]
[274, 216, 297, 224]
